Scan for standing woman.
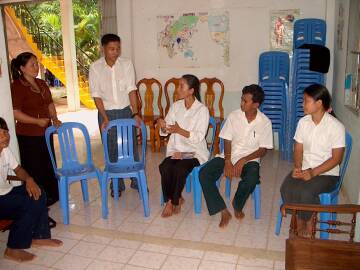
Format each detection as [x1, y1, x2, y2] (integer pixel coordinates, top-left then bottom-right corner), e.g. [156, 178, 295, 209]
[10, 52, 62, 207]
[158, 74, 209, 217]
[280, 84, 345, 236]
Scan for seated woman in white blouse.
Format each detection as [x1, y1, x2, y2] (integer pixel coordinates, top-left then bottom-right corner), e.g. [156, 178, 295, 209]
[280, 84, 345, 237]
[158, 74, 210, 217]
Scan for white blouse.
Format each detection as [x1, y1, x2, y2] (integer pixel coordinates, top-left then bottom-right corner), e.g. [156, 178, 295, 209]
[294, 112, 345, 176]
[160, 99, 210, 164]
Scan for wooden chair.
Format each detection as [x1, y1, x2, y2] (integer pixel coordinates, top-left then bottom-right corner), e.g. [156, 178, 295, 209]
[200, 78, 224, 154]
[282, 203, 360, 270]
[136, 78, 164, 152]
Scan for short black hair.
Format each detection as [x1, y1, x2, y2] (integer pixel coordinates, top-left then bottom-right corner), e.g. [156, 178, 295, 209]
[101, 34, 121, 46]
[242, 84, 265, 105]
[0, 117, 9, 131]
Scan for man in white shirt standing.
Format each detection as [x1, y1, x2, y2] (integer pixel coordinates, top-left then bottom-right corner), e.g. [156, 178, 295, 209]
[89, 34, 141, 196]
[199, 84, 273, 228]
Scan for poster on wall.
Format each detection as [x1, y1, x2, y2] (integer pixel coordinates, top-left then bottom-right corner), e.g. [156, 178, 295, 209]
[336, 3, 345, 50]
[157, 10, 230, 68]
[270, 9, 300, 52]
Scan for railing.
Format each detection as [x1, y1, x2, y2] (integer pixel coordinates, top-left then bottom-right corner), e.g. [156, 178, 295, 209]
[12, 4, 94, 80]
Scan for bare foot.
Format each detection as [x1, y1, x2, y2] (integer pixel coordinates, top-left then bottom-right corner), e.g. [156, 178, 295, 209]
[173, 204, 181, 215]
[32, 239, 63, 247]
[4, 248, 36, 262]
[219, 209, 232, 228]
[234, 210, 245, 220]
[161, 201, 173, 218]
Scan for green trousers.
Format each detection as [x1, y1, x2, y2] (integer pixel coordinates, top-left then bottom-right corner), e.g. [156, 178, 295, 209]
[199, 157, 260, 215]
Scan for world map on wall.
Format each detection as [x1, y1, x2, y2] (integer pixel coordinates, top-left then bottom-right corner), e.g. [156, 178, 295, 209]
[157, 11, 230, 67]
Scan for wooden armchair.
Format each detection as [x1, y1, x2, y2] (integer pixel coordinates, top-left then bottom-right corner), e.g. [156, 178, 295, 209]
[136, 78, 164, 152]
[282, 203, 360, 270]
[200, 78, 224, 154]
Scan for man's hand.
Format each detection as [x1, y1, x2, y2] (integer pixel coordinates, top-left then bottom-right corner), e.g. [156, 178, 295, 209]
[224, 159, 234, 180]
[101, 118, 110, 131]
[25, 177, 42, 200]
[133, 114, 142, 128]
[234, 158, 246, 177]
[300, 169, 314, 181]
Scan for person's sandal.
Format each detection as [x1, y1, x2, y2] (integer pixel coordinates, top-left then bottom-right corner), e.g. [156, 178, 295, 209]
[48, 217, 57, 229]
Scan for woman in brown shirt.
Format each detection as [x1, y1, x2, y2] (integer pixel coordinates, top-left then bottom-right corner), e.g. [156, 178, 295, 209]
[10, 52, 61, 206]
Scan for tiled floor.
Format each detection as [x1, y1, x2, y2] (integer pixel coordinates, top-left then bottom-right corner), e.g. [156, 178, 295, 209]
[0, 110, 349, 270]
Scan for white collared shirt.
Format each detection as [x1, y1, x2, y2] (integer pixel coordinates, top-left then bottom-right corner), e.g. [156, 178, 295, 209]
[160, 99, 210, 164]
[294, 112, 345, 176]
[219, 109, 273, 164]
[0, 147, 19, 196]
[89, 57, 137, 110]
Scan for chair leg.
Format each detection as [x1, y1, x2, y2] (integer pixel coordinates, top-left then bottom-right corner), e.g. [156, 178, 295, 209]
[59, 178, 70, 225]
[225, 178, 231, 199]
[113, 178, 119, 201]
[80, 179, 89, 202]
[320, 194, 331, 240]
[139, 170, 150, 217]
[101, 173, 108, 219]
[253, 184, 261, 219]
[186, 173, 191, 193]
[150, 125, 155, 152]
[192, 168, 202, 214]
[275, 199, 283, 235]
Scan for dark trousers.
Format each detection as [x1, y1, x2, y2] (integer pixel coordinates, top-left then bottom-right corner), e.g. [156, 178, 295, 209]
[0, 185, 51, 249]
[98, 106, 139, 190]
[199, 157, 260, 215]
[159, 157, 199, 205]
[17, 135, 59, 206]
[280, 173, 338, 220]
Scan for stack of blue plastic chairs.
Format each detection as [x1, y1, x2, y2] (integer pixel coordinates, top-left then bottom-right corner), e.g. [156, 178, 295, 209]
[286, 18, 326, 160]
[258, 51, 290, 154]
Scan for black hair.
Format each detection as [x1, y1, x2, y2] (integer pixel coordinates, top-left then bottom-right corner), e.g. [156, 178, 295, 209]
[304, 83, 331, 111]
[10, 52, 37, 80]
[101, 34, 121, 46]
[0, 117, 9, 131]
[182, 74, 201, 102]
[242, 84, 265, 105]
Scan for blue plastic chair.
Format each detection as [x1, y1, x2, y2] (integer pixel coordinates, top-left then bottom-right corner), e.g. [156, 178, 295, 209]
[160, 117, 217, 209]
[101, 119, 149, 218]
[275, 132, 352, 239]
[293, 18, 326, 49]
[45, 122, 103, 225]
[259, 51, 290, 83]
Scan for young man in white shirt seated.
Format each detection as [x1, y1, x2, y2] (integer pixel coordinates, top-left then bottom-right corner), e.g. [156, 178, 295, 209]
[199, 84, 273, 228]
[0, 118, 62, 262]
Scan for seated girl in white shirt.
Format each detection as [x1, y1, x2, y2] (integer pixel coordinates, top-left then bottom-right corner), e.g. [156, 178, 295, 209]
[0, 118, 62, 262]
[157, 74, 210, 217]
[280, 84, 345, 237]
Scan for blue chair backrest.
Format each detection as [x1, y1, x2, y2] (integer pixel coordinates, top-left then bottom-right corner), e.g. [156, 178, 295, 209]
[207, 117, 217, 159]
[336, 132, 352, 191]
[102, 119, 147, 166]
[259, 51, 290, 83]
[293, 18, 326, 49]
[45, 122, 94, 172]
[219, 120, 226, 153]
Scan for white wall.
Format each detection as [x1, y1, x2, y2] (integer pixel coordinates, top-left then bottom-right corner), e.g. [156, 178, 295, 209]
[331, 0, 360, 240]
[117, 0, 335, 115]
[0, 8, 19, 159]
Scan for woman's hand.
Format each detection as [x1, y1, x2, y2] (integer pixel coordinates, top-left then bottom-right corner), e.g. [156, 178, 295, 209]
[166, 122, 181, 134]
[171, 152, 182, 159]
[157, 118, 166, 129]
[37, 118, 50, 127]
[25, 177, 42, 200]
[52, 118, 62, 128]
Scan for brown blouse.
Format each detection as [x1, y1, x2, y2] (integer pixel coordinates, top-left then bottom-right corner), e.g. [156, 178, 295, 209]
[11, 77, 53, 136]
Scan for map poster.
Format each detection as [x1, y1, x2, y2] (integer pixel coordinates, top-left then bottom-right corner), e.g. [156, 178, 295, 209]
[157, 11, 230, 68]
[270, 9, 300, 52]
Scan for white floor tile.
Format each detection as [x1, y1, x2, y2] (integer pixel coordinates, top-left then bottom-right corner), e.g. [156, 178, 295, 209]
[199, 260, 236, 270]
[98, 246, 136, 264]
[203, 251, 238, 264]
[86, 260, 124, 270]
[53, 254, 92, 270]
[161, 255, 200, 270]
[69, 241, 106, 258]
[170, 247, 204, 259]
[128, 250, 167, 269]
